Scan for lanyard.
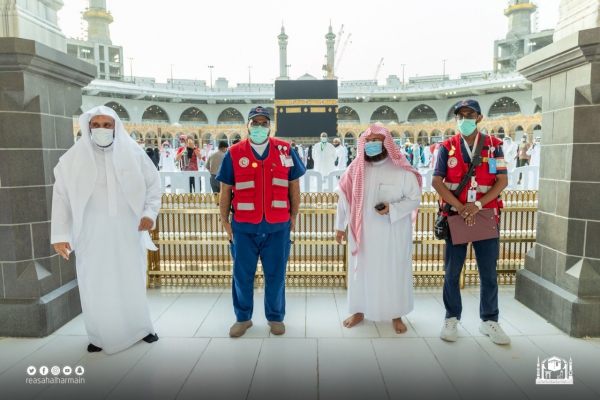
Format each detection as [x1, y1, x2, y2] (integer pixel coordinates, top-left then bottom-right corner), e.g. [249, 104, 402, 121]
[462, 133, 479, 162]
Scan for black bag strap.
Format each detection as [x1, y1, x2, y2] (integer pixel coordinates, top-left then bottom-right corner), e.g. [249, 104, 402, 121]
[442, 133, 487, 213]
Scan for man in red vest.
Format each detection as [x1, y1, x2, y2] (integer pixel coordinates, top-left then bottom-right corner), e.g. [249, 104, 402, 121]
[432, 99, 511, 345]
[217, 106, 306, 337]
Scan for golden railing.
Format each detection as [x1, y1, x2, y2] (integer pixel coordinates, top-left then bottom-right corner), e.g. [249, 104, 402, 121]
[147, 191, 537, 288]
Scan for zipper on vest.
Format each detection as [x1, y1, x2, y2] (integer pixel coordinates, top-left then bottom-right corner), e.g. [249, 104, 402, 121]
[261, 160, 265, 218]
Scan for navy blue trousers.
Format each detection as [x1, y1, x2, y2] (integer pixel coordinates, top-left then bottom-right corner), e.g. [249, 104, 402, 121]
[230, 229, 291, 322]
[443, 236, 500, 322]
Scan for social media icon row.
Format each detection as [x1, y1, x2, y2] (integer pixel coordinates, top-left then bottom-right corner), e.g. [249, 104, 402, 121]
[27, 366, 84, 376]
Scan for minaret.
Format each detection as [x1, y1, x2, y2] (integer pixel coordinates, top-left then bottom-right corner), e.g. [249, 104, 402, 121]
[83, 0, 114, 44]
[325, 22, 336, 79]
[504, 0, 536, 36]
[277, 24, 289, 80]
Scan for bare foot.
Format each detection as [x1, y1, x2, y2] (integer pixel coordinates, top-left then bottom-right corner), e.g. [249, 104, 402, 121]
[393, 317, 408, 334]
[343, 313, 364, 328]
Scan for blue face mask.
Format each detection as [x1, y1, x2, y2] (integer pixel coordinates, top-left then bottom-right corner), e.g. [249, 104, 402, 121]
[365, 141, 383, 157]
[249, 126, 269, 144]
[321, 138, 327, 143]
[457, 119, 477, 136]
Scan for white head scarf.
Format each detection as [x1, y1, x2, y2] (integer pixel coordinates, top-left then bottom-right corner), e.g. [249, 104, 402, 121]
[55, 106, 149, 243]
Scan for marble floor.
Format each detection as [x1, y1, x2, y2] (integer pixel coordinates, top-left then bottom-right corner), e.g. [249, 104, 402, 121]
[1, 285, 599, 400]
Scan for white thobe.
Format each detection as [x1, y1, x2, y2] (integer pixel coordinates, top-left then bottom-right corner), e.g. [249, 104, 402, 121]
[335, 145, 347, 169]
[526, 144, 541, 167]
[423, 146, 432, 168]
[335, 158, 421, 320]
[313, 142, 337, 176]
[51, 144, 160, 354]
[159, 148, 177, 172]
[503, 140, 519, 172]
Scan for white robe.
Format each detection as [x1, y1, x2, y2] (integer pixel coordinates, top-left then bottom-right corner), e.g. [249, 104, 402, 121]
[423, 146, 432, 167]
[335, 158, 421, 320]
[503, 140, 519, 172]
[313, 141, 337, 176]
[51, 142, 161, 354]
[526, 143, 541, 167]
[159, 148, 177, 172]
[335, 144, 348, 169]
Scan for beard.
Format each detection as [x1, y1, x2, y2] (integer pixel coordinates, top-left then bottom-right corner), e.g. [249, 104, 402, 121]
[364, 147, 388, 163]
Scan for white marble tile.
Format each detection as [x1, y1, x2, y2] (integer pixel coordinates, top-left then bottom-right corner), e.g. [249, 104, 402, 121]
[182, 286, 225, 294]
[0, 335, 57, 375]
[147, 291, 186, 322]
[247, 339, 317, 400]
[37, 340, 153, 400]
[0, 335, 89, 400]
[305, 293, 343, 338]
[317, 339, 388, 400]
[333, 292, 380, 338]
[497, 292, 564, 336]
[372, 338, 460, 399]
[528, 335, 600, 396]
[106, 338, 210, 400]
[475, 336, 599, 400]
[194, 291, 270, 338]
[153, 292, 220, 337]
[271, 293, 306, 338]
[176, 338, 263, 400]
[424, 337, 528, 400]
[53, 314, 87, 336]
[404, 293, 471, 338]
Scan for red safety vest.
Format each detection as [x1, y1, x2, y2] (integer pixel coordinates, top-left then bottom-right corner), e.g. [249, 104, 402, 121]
[441, 132, 504, 221]
[230, 138, 292, 224]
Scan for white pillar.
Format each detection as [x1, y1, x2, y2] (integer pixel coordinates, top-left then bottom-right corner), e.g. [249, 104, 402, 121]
[277, 25, 289, 80]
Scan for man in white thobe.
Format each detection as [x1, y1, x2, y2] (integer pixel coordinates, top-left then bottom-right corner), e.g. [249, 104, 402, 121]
[313, 132, 337, 177]
[526, 137, 541, 189]
[51, 106, 161, 354]
[335, 124, 422, 334]
[502, 136, 519, 172]
[333, 138, 348, 169]
[423, 143, 432, 168]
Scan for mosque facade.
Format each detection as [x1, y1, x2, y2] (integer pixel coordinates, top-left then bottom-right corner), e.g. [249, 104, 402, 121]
[68, 0, 548, 146]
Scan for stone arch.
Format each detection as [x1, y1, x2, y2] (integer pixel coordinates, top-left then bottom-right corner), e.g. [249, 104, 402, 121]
[144, 131, 158, 147]
[417, 130, 428, 144]
[430, 129, 443, 144]
[216, 132, 228, 140]
[217, 107, 244, 125]
[142, 105, 170, 123]
[488, 97, 522, 117]
[446, 103, 459, 121]
[390, 130, 401, 138]
[160, 131, 175, 147]
[370, 106, 399, 123]
[179, 107, 208, 124]
[339, 106, 360, 123]
[407, 104, 438, 123]
[104, 102, 131, 121]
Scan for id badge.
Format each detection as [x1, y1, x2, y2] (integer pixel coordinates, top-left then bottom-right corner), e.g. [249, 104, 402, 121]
[280, 154, 286, 166]
[467, 189, 477, 203]
[488, 158, 497, 174]
[284, 156, 294, 167]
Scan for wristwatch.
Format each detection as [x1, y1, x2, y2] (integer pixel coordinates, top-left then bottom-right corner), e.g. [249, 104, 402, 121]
[474, 201, 483, 210]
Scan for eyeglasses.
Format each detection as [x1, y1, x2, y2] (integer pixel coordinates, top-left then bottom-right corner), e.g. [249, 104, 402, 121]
[455, 113, 479, 120]
[250, 122, 270, 128]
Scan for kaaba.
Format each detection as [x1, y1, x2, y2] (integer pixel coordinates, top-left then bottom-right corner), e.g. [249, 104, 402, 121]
[274, 80, 338, 138]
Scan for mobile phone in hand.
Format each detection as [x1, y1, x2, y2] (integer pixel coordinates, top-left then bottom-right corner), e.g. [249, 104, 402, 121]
[374, 203, 386, 211]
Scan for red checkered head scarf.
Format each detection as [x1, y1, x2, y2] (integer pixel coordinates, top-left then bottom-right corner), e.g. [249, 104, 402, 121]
[338, 124, 422, 258]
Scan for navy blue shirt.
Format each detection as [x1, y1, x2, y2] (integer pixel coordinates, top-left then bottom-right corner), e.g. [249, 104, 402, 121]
[216, 142, 306, 233]
[433, 139, 507, 179]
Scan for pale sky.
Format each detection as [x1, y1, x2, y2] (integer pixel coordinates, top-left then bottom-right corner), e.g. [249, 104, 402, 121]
[57, 0, 560, 86]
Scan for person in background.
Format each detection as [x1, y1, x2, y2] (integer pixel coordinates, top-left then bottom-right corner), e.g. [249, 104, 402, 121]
[145, 147, 159, 170]
[526, 137, 541, 189]
[516, 136, 531, 185]
[175, 134, 202, 192]
[159, 141, 177, 188]
[306, 145, 314, 170]
[206, 140, 229, 193]
[333, 138, 347, 169]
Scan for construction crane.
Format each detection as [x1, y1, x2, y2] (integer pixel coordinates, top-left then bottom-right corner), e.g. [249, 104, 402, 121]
[334, 24, 344, 58]
[374, 58, 384, 80]
[335, 33, 352, 72]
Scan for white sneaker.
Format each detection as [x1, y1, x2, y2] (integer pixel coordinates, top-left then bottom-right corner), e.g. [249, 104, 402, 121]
[479, 320, 511, 345]
[440, 317, 459, 342]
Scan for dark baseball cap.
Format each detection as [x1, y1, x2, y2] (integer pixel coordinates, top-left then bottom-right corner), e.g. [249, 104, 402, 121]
[248, 106, 270, 120]
[453, 99, 482, 115]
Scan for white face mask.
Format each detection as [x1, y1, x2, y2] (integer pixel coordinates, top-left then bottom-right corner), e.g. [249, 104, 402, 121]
[91, 128, 114, 147]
